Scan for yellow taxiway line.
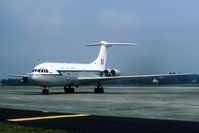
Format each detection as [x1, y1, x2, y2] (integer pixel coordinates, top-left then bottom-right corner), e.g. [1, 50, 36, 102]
[7, 114, 90, 122]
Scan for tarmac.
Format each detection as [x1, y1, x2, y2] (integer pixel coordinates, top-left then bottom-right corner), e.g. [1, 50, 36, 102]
[1, 86, 199, 132]
[2, 108, 199, 133]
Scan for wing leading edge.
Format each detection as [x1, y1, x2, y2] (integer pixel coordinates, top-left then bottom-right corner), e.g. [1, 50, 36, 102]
[7, 74, 31, 83]
[78, 73, 194, 84]
[7, 74, 31, 78]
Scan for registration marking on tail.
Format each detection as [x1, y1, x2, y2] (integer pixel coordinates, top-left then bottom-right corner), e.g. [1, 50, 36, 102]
[7, 114, 90, 122]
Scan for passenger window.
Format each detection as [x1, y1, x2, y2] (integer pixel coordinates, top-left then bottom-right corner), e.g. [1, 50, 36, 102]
[41, 69, 44, 73]
[38, 69, 41, 72]
[46, 70, 49, 73]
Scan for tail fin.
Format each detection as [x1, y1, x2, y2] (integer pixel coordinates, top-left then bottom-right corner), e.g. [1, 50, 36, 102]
[88, 41, 138, 71]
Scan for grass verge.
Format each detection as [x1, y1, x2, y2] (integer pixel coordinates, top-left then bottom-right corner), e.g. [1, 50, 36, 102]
[0, 122, 68, 133]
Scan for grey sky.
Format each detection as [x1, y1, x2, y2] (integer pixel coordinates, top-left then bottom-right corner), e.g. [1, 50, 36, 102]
[1, 0, 199, 77]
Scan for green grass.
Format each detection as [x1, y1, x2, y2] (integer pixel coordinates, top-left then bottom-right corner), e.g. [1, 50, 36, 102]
[0, 122, 68, 133]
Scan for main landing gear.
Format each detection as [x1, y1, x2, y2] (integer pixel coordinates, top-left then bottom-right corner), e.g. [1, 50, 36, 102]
[64, 85, 75, 94]
[94, 82, 104, 93]
[41, 84, 104, 94]
[42, 87, 49, 95]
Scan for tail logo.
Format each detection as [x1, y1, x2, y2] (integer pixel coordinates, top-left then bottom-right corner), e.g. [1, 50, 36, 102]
[101, 58, 104, 65]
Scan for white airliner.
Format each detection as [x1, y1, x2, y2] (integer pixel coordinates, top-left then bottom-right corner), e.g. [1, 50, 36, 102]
[9, 41, 193, 94]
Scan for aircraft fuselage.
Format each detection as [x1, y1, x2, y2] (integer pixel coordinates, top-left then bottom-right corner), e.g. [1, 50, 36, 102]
[31, 62, 102, 87]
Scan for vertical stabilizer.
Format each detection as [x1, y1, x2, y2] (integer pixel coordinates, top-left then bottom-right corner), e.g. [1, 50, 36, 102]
[89, 42, 108, 70]
[88, 41, 137, 71]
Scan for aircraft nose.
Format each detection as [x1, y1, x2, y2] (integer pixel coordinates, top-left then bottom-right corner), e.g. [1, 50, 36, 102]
[31, 75, 41, 85]
[30, 75, 36, 81]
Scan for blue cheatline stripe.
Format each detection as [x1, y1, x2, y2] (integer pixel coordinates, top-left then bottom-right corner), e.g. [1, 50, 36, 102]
[57, 70, 102, 72]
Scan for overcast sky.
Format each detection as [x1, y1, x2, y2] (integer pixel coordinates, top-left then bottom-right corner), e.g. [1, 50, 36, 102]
[1, 0, 199, 78]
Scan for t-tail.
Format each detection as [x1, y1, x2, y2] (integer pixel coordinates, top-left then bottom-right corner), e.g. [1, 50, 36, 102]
[88, 41, 138, 71]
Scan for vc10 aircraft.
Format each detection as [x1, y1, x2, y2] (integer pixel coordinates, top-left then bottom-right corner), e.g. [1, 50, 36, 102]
[9, 41, 192, 94]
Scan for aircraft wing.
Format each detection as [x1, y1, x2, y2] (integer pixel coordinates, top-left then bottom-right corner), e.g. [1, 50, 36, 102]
[7, 74, 31, 83]
[78, 73, 195, 84]
[7, 74, 31, 78]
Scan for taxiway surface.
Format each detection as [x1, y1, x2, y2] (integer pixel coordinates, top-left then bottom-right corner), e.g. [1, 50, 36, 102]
[0, 86, 199, 122]
[2, 108, 199, 133]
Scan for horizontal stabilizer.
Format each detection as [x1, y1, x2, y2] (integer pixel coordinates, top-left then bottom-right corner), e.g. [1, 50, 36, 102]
[87, 41, 138, 47]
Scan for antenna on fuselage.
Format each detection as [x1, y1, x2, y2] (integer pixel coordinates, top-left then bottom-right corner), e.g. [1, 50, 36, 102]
[38, 58, 41, 63]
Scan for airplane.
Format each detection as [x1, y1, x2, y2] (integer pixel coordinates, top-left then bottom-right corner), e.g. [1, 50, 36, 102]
[8, 41, 193, 95]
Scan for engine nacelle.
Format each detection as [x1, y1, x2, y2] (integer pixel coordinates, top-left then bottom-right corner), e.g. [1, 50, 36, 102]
[104, 69, 111, 76]
[110, 69, 120, 76]
[21, 77, 28, 83]
[104, 69, 120, 76]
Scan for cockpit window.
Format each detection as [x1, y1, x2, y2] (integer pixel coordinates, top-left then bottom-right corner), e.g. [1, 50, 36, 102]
[32, 69, 37, 72]
[32, 69, 49, 73]
[44, 69, 48, 73]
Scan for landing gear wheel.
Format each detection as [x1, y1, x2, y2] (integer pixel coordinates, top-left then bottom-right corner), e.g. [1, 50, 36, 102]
[69, 88, 75, 93]
[94, 82, 104, 93]
[42, 89, 45, 95]
[94, 88, 104, 93]
[64, 86, 75, 94]
[46, 89, 49, 94]
[42, 88, 49, 95]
